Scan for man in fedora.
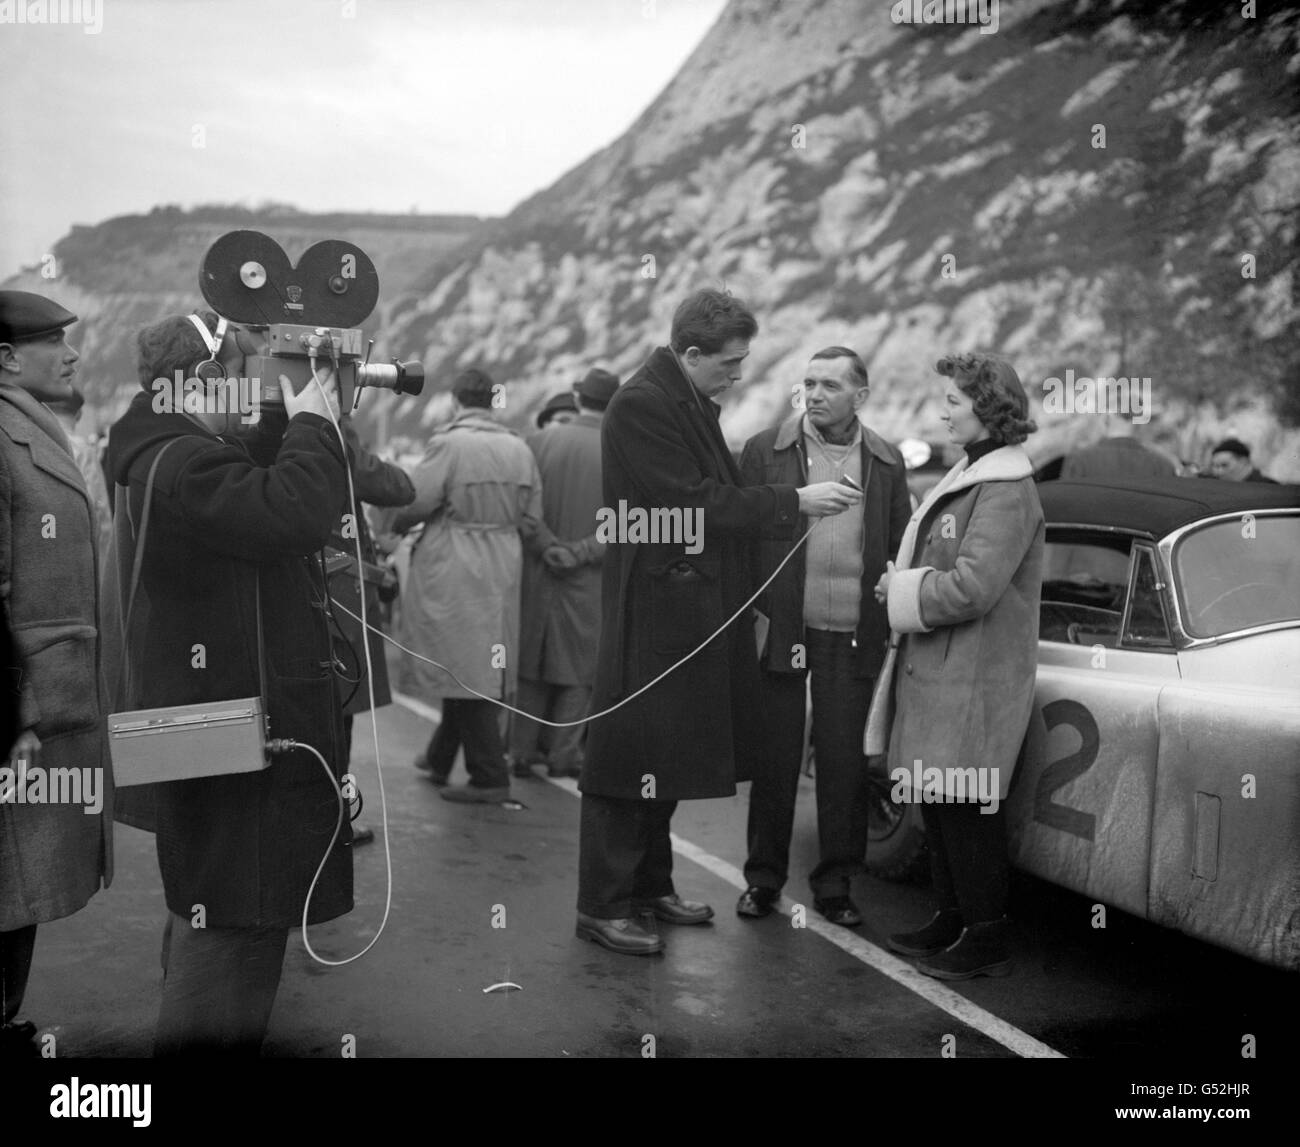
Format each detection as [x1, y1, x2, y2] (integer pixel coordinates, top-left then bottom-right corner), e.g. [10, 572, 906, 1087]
[0, 291, 113, 1053]
[511, 368, 620, 779]
[535, 391, 579, 431]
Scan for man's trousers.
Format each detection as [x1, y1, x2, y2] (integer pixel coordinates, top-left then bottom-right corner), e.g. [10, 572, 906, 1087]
[577, 794, 678, 919]
[744, 628, 873, 899]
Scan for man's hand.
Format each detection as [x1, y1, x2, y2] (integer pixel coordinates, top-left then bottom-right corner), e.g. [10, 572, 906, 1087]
[282, 368, 341, 424]
[6, 728, 41, 771]
[543, 544, 579, 574]
[797, 481, 863, 518]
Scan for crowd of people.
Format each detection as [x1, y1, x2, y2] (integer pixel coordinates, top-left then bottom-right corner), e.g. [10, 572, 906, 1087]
[0, 283, 1287, 1057]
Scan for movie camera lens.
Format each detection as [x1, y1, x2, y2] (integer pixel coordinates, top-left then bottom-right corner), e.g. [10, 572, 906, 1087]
[357, 359, 425, 397]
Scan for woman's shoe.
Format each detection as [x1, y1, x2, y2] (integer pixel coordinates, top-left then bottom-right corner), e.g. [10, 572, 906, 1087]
[886, 908, 963, 957]
[915, 919, 1013, 980]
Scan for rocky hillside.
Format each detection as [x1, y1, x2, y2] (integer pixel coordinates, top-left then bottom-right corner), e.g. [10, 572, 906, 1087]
[9, 0, 1299, 476]
[382, 0, 1300, 475]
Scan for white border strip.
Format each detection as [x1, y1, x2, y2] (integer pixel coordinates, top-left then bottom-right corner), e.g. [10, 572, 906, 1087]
[393, 691, 442, 726]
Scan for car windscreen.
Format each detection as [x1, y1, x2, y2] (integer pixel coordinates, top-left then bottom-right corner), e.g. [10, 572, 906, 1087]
[1175, 515, 1300, 638]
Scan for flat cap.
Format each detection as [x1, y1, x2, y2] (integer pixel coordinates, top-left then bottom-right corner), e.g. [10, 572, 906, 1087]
[0, 290, 77, 343]
[575, 367, 620, 406]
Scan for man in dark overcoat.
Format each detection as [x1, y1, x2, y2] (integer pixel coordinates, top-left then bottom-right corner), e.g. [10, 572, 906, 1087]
[0, 292, 113, 1054]
[576, 289, 861, 955]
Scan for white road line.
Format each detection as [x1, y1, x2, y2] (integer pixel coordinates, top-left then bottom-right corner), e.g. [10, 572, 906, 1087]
[668, 834, 1065, 1059]
[392, 692, 442, 726]
[390, 694, 1063, 1058]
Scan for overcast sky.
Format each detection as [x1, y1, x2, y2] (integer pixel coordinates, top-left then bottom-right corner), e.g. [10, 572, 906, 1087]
[0, 0, 727, 279]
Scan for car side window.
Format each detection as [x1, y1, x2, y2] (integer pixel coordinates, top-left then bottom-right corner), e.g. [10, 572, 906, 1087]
[1123, 546, 1173, 647]
[1039, 531, 1133, 647]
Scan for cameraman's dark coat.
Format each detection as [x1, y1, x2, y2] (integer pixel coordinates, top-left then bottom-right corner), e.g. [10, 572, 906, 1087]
[738, 412, 912, 679]
[105, 394, 353, 929]
[581, 348, 800, 802]
[326, 418, 413, 718]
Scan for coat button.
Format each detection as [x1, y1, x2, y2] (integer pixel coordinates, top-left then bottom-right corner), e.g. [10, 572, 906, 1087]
[905, 663, 914, 675]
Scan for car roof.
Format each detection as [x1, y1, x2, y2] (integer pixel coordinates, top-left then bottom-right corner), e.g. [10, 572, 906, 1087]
[1039, 477, 1300, 539]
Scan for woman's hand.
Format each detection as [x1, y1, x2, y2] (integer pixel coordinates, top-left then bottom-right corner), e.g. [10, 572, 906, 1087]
[874, 560, 896, 603]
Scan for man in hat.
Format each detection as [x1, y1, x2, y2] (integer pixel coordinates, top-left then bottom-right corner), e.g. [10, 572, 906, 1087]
[1208, 438, 1277, 483]
[510, 368, 619, 780]
[535, 391, 579, 431]
[397, 368, 543, 802]
[0, 291, 113, 1053]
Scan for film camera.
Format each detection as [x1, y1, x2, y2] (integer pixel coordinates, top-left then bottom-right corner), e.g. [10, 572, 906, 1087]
[198, 229, 424, 411]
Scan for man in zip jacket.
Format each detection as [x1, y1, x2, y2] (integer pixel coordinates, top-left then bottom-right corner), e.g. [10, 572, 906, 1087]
[736, 347, 910, 927]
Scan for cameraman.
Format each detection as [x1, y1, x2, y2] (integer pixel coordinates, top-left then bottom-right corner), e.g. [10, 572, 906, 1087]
[105, 311, 353, 1056]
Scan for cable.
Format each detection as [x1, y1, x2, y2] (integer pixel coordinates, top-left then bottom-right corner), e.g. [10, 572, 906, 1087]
[280, 355, 392, 967]
[331, 516, 819, 729]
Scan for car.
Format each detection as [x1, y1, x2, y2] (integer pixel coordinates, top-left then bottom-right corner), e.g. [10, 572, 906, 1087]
[861, 476, 1300, 970]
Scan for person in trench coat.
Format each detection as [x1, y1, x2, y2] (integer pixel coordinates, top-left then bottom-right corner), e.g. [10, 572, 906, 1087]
[510, 368, 620, 780]
[395, 368, 544, 803]
[0, 292, 113, 1055]
[106, 311, 353, 1054]
[871, 352, 1044, 980]
[576, 289, 861, 956]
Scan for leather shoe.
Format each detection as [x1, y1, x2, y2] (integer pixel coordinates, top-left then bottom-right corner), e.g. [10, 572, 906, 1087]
[814, 895, 864, 928]
[576, 913, 663, 956]
[736, 886, 779, 918]
[887, 908, 962, 957]
[916, 920, 1012, 980]
[440, 784, 510, 803]
[634, 893, 713, 925]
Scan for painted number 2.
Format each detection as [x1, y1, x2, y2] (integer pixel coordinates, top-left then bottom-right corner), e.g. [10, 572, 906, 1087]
[1033, 699, 1099, 841]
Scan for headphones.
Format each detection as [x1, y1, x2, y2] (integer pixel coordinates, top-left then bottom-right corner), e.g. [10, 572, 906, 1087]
[187, 313, 230, 384]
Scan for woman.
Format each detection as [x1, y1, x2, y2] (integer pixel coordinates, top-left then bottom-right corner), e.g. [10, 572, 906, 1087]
[871, 352, 1044, 980]
[106, 312, 354, 1053]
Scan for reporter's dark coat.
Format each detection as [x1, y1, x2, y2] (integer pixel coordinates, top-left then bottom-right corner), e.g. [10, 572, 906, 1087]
[581, 348, 800, 801]
[739, 412, 911, 679]
[105, 394, 353, 929]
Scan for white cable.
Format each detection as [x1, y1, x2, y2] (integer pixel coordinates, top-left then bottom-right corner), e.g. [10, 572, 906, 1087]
[285, 356, 392, 966]
[331, 517, 819, 728]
